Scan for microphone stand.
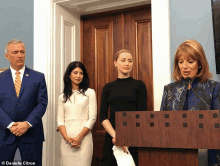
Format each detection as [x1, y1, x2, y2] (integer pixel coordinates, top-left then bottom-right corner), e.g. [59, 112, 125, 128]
[186, 77, 210, 110]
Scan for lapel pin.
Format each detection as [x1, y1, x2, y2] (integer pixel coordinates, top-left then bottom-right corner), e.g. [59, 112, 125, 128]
[26, 74, 29, 76]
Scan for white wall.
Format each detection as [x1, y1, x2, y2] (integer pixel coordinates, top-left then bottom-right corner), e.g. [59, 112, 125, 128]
[34, 0, 51, 165]
[151, 0, 171, 111]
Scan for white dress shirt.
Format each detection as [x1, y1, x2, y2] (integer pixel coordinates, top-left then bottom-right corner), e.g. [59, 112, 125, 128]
[7, 65, 32, 130]
[57, 88, 97, 129]
[10, 65, 25, 84]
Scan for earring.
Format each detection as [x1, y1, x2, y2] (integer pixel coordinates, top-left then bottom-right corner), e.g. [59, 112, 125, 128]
[199, 66, 201, 68]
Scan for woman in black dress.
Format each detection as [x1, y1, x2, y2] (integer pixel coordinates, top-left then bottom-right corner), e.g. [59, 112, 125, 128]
[100, 49, 147, 166]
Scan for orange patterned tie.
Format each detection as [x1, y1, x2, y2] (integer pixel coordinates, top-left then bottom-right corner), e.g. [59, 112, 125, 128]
[15, 71, 21, 97]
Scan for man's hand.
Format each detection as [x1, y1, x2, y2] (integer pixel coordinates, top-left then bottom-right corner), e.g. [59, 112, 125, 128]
[11, 122, 30, 136]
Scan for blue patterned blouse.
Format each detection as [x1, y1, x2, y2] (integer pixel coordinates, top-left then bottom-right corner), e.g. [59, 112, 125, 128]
[160, 78, 220, 111]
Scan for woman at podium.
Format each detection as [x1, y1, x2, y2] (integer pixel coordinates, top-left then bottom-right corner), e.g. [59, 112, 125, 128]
[100, 49, 147, 166]
[160, 39, 220, 166]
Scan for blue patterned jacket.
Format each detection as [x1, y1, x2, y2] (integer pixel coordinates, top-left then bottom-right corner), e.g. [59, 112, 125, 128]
[160, 78, 220, 111]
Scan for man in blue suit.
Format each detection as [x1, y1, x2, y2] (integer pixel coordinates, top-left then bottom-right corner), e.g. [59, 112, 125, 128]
[0, 39, 48, 166]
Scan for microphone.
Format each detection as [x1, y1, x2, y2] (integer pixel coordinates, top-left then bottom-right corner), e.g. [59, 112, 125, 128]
[186, 77, 191, 84]
[186, 77, 210, 110]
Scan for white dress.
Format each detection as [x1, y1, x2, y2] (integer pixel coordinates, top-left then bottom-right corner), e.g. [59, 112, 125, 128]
[57, 88, 97, 166]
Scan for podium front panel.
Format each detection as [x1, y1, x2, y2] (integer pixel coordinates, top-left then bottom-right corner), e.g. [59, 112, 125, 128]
[115, 110, 220, 149]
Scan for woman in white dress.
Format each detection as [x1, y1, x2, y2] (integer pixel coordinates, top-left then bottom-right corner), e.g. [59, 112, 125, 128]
[57, 61, 97, 166]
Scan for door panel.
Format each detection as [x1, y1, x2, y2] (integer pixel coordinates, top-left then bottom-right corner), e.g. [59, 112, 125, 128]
[83, 15, 116, 161]
[81, 6, 152, 165]
[95, 22, 114, 130]
[124, 7, 153, 111]
[137, 20, 153, 110]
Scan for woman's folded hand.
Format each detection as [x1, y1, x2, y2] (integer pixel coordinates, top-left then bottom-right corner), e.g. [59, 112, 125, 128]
[70, 137, 81, 148]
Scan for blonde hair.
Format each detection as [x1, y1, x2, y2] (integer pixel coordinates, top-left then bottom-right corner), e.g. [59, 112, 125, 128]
[114, 49, 132, 61]
[173, 39, 212, 82]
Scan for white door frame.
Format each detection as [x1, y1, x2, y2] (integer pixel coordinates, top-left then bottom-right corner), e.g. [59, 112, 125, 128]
[34, 0, 170, 165]
[34, 1, 54, 165]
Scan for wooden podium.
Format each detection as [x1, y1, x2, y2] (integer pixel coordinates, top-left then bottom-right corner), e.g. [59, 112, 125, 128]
[115, 110, 220, 166]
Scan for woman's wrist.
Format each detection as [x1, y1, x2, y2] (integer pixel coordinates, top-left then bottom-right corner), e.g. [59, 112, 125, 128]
[77, 135, 83, 141]
[64, 135, 69, 141]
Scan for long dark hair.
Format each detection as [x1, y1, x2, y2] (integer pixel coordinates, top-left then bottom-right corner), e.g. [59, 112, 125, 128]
[63, 61, 89, 103]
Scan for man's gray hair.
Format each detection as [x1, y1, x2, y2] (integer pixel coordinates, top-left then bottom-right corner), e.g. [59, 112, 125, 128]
[5, 39, 26, 54]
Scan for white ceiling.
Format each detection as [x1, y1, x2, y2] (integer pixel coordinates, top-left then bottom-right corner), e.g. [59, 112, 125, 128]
[53, 0, 151, 15]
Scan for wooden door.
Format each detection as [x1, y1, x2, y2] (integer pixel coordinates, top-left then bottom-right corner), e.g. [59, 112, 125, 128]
[81, 5, 152, 165]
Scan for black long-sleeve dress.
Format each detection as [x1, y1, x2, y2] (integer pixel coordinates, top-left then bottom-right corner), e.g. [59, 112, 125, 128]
[100, 77, 147, 166]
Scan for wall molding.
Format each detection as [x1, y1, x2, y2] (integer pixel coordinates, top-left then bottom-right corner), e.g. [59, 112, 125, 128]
[55, 0, 150, 14]
[85, 0, 149, 12]
[0, 68, 8, 72]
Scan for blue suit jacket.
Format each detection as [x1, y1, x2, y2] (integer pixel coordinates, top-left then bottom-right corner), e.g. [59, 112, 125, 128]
[0, 66, 48, 146]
